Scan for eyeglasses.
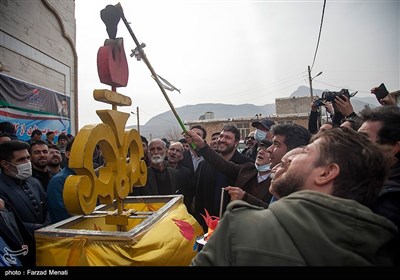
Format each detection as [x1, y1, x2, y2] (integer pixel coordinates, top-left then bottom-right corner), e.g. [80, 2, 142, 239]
[246, 137, 255, 140]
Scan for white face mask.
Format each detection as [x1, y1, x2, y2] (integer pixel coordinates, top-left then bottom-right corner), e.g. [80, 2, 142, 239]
[255, 163, 270, 172]
[9, 161, 32, 180]
[254, 129, 267, 142]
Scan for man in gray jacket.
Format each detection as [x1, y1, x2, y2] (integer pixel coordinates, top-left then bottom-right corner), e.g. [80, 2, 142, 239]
[191, 128, 398, 266]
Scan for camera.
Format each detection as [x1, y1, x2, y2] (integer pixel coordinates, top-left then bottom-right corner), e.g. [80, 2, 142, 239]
[321, 89, 358, 103]
[314, 98, 326, 107]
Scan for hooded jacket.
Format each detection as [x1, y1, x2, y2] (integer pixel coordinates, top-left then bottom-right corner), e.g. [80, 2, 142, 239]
[191, 190, 398, 266]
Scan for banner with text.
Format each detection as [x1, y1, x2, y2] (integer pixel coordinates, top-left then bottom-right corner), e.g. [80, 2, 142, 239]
[0, 74, 71, 141]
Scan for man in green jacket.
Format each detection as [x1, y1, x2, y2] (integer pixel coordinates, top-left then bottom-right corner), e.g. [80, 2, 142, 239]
[191, 128, 398, 266]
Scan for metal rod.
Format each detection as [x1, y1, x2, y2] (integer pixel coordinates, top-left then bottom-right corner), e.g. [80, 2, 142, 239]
[219, 188, 225, 218]
[92, 210, 154, 215]
[116, 3, 195, 149]
[83, 215, 150, 219]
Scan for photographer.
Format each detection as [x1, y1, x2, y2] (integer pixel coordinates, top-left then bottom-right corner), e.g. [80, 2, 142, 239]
[309, 89, 360, 134]
[308, 100, 334, 134]
[334, 94, 355, 118]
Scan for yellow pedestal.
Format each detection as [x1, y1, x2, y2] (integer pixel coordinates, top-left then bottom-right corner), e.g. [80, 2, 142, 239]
[35, 195, 203, 266]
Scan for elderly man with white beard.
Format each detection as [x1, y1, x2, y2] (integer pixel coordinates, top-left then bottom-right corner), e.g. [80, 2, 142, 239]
[131, 138, 193, 210]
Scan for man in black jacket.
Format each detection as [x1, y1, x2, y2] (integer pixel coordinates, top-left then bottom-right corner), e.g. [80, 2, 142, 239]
[187, 123, 311, 209]
[193, 125, 252, 231]
[0, 140, 50, 234]
[132, 138, 193, 211]
[0, 197, 35, 266]
[359, 105, 400, 264]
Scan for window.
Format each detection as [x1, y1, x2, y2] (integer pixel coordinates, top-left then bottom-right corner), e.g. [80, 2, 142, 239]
[236, 122, 250, 139]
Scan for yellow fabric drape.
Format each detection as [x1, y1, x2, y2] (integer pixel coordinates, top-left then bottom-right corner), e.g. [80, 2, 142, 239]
[36, 203, 203, 266]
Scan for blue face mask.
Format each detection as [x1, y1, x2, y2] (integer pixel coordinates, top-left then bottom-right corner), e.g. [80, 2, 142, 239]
[254, 129, 267, 142]
[255, 163, 270, 172]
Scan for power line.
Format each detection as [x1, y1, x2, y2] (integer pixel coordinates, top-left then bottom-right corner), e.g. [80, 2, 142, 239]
[313, 80, 367, 94]
[311, 0, 327, 70]
[188, 70, 308, 104]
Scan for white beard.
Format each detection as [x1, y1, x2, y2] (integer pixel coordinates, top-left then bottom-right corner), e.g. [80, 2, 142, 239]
[151, 153, 165, 164]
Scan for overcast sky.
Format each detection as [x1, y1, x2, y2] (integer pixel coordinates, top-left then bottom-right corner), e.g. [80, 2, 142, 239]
[75, 0, 399, 128]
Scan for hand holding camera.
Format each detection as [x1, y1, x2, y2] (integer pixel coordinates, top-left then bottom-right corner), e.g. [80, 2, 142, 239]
[324, 102, 334, 115]
[334, 94, 354, 117]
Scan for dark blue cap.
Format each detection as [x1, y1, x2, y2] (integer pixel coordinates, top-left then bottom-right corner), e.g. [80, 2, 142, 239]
[251, 119, 275, 130]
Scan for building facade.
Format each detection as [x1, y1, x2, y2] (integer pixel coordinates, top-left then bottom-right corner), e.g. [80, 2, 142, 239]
[0, 0, 77, 139]
[186, 96, 311, 143]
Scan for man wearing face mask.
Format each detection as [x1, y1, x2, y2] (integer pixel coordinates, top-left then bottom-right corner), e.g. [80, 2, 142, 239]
[0, 140, 50, 234]
[245, 118, 275, 161]
[131, 138, 192, 210]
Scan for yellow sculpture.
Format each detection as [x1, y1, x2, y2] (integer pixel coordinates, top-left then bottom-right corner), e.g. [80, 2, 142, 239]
[34, 3, 203, 266]
[35, 88, 203, 266]
[63, 89, 147, 231]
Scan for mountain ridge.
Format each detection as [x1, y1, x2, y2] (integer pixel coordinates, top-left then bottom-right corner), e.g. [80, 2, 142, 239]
[131, 86, 379, 139]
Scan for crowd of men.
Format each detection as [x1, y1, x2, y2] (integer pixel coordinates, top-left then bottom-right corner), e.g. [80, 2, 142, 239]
[0, 85, 399, 266]
[0, 128, 74, 266]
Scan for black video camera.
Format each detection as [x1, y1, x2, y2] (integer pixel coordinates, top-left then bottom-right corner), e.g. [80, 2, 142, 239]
[321, 89, 358, 103]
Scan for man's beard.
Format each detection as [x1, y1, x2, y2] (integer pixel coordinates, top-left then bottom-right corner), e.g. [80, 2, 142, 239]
[151, 154, 165, 164]
[48, 161, 61, 167]
[272, 173, 304, 199]
[219, 143, 235, 156]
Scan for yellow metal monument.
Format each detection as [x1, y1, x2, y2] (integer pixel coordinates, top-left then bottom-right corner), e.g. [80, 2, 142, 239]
[35, 86, 202, 266]
[35, 3, 202, 266]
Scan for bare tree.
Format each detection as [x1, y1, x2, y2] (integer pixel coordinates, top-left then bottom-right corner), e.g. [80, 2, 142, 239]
[165, 125, 183, 142]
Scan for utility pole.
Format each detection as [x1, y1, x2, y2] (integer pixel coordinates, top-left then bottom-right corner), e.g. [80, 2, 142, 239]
[308, 66, 323, 100]
[307, 66, 323, 130]
[136, 106, 140, 134]
[130, 108, 140, 134]
[308, 65, 314, 100]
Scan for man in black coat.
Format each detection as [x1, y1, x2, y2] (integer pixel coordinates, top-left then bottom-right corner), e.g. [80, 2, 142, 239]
[359, 105, 400, 264]
[132, 138, 192, 211]
[0, 198, 35, 266]
[180, 125, 207, 173]
[187, 123, 311, 210]
[192, 125, 253, 231]
[0, 140, 50, 234]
